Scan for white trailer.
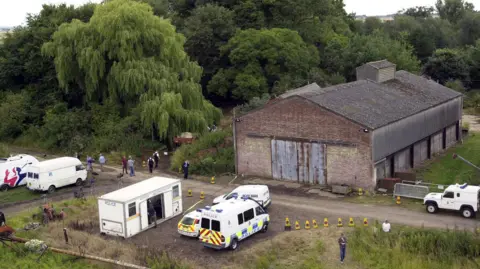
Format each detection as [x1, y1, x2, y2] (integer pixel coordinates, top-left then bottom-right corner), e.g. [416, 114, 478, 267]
[98, 177, 183, 238]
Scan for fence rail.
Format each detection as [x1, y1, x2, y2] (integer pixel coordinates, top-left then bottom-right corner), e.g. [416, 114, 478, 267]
[393, 183, 430, 200]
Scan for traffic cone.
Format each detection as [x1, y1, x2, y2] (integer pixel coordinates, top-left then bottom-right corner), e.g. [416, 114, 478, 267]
[363, 218, 368, 227]
[200, 191, 205, 199]
[312, 219, 318, 229]
[396, 196, 401, 205]
[285, 217, 291, 231]
[142, 161, 146, 168]
[349, 217, 355, 227]
[211, 176, 215, 184]
[305, 220, 311, 230]
[187, 189, 192, 197]
[358, 188, 363, 196]
[295, 221, 300, 230]
[337, 218, 343, 227]
[323, 218, 329, 227]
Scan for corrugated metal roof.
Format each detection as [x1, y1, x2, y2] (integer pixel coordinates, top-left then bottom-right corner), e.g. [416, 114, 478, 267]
[100, 177, 180, 202]
[365, 60, 396, 69]
[296, 71, 462, 129]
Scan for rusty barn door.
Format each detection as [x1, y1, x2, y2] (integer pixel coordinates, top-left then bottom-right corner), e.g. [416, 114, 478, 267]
[272, 140, 324, 184]
[271, 139, 298, 181]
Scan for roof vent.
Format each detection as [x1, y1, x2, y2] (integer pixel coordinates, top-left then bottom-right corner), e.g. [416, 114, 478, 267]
[356, 60, 396, 83]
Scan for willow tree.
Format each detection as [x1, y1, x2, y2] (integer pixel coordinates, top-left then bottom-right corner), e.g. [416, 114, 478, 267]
[42, 0, 221, 144]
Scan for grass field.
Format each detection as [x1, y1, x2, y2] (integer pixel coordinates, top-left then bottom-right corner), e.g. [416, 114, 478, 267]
[416, 133, 480, 185]
[0, 187, 40, 204]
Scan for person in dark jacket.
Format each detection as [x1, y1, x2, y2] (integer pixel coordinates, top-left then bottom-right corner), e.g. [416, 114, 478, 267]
[153, 151, 159, 169]
[121, 156, 128, 175]
[147, 199, 157, 228]
[338, 233, 347, 264]
[182, 160, 189, 179]
[148, 156, 154, 173]
[0, 211, 5, 226]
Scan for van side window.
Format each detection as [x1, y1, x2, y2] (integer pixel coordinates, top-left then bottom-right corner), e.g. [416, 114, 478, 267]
[128, 202, 136, 217]
[34, 173, 39, 179]
[75, 165, 85, 171]
[28, 172, 33, 178]
[201, 218, 210, 229]
[172, 185, 179, 198]
[443, 192, 454, 198]
[243, 208, 254, 222]
[457, 193, 460, 197]
[255, 206, 265, 216]
[237, 213, 244, 225]
[211, 220, 220, 231]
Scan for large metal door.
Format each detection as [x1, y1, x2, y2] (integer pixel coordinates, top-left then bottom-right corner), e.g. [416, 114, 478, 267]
[271, 140, 324, 184]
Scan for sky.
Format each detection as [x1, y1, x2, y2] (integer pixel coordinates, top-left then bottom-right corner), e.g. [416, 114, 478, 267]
[1, 0, 480, 27]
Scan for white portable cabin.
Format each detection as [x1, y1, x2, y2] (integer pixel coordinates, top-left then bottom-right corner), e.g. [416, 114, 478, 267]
[98, 177, 183, 238]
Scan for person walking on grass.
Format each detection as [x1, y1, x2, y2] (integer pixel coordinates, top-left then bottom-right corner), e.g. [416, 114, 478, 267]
[128, 156, 135, 177]
[338, 233, 347, 264]
[99, 154, 106, 172]
[148, 156, 154, 173]
[182, 160, 189, 179]
[153, 151, 159, 169]
[121, 156, 128, 175]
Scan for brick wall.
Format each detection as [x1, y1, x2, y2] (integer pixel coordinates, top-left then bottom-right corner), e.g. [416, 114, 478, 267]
[235, 96, 375, 188]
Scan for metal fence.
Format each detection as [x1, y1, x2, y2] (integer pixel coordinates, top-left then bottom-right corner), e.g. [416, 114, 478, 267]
[393, 183, 430, 200]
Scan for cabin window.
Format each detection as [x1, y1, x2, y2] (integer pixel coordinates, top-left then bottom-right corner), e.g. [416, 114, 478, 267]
[172, 185, 179, 198]
[201, 218, 210, 229]
[28, 172, 33, 178]
[75, 165, 85, 171]
[255, 206, 265, 216]
[243, 208, 254, 222]
[128, 202, 136, 217]
[443, 192, 454, 199]
[33, 173, 39, 179]
[211, 220, 220, 232]
[237, 213, 244, 225]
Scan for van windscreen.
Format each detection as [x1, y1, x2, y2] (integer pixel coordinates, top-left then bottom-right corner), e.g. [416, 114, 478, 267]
[201, 218, 210, 229]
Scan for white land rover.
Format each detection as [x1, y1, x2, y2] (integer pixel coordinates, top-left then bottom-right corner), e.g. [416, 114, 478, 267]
[423, 183, 480, 218]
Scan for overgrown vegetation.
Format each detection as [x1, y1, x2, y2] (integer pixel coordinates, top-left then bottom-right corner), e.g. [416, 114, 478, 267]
[350, 227, 480, 269]
[0, 143, 9, 157]
[0, 187, 40, 204]
[417, 133, 480, 185]
[171, 130, 234, 176]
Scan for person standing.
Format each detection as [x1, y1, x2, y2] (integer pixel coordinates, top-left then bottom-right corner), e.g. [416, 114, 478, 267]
[382, 220, 391, 232]
[148, 156, 154, 173]
[121, 156, 128, 175]
[153, 151, 159, 169]
[99, 154, 106, 172]
[338, 233, 347, 264]
[86, 156, 94, 172]
[182, 160, 189, 179]
[128, 156, 135, 177]
[0, 211, 6, 226]
[147, 199, 157, 228]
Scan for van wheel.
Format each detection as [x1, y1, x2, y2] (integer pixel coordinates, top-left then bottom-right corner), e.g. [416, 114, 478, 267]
[76, 178, 83, 186]
[0, 184, 9, 192]
[462, 207, 474, 218]
[261, 224, 268, 233]
[48, 185, 56, 194]
[426, 203, 438, 214]
[229, 238, 238, 250]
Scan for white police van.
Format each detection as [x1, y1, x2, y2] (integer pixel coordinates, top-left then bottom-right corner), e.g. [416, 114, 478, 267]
[213, 185, 271, 208]
[199, 196, 270, 250]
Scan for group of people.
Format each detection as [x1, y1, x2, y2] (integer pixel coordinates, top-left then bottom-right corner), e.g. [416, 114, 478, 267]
[122, 155, 137, 176]
[42, 204, 66, 225]
[338, 220, 391, 264]
[86, 154, 107, 172]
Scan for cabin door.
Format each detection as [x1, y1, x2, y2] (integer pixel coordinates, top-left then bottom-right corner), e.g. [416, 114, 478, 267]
[140, 201, 149, 230]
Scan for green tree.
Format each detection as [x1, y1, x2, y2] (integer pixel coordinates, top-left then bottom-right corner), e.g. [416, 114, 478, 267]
[42, 0, 221, 145]
[458, 11, 480, 46]
[182, 4, 237, 90]
[423, 48, 470, 85]
[0, 93, 28, 139]
[400, 6, 435, 18]
[207, 28, 319, 101]
[436, 0, 474, 24]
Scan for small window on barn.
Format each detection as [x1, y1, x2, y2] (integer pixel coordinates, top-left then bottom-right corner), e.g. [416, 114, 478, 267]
[173, 185, 179, 198]
[128, 202, 136, 217]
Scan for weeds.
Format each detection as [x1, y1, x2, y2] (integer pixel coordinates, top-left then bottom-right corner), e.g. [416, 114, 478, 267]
[0, 143, 9, 157]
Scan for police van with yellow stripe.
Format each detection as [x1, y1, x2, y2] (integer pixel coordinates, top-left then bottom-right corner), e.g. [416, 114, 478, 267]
[198, 196, 269, 250]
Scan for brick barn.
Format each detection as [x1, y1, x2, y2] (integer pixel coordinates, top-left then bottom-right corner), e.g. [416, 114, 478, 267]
[233, 60, 463, 189]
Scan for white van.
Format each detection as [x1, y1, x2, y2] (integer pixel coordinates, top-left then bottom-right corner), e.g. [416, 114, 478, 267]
[424, 183, 480, 218]
[199, 197, 270, 250]
[213, 185, 271, 207]
[0, 154, 39, 191]
[26, 157, 87, 193]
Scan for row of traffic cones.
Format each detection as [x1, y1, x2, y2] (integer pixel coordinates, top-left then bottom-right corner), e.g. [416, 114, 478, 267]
[185, 176, 216, 199]
[284, 217, 369, 231]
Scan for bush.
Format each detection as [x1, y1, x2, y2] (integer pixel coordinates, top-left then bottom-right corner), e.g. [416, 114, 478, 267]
[0, 143, 9, 157]
[170, 130, 234, 176]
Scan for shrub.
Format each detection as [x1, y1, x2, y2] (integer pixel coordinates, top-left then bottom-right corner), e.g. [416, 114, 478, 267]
[170, 130, 234, 176]
[0, 143, 9, 157]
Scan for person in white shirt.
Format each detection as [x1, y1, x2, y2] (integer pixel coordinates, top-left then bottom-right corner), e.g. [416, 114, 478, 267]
[99, 154, 106, 172]
[382, 220, 391, 232]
